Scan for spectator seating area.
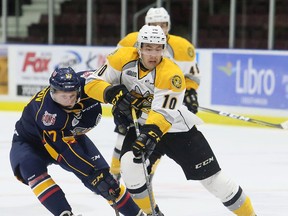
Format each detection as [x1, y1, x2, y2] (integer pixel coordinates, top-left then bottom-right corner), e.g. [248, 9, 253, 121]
[3, 0, 288, 50]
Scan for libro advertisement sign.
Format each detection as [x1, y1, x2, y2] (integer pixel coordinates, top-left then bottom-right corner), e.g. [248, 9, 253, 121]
[211, 53, 288, 109]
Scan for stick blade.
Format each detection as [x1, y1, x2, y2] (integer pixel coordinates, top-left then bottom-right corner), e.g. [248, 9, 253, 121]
[280, 121, 288, 130]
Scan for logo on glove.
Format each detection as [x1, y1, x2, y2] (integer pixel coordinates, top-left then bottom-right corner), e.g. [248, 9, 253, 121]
[111, 90, 124, 105]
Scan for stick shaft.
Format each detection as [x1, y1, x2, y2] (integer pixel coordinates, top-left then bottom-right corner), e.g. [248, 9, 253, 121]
[112, 200, 120, 216]
[199, 106, 284, 129]
[131, 108, 156, 216]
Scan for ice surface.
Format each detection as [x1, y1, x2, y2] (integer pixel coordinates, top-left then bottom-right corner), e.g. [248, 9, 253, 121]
[1, 111, 287, 215]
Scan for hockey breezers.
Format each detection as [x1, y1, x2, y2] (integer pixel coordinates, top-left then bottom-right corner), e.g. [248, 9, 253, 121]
[131, 108, 157, 216]
[199, 106, 288, 129]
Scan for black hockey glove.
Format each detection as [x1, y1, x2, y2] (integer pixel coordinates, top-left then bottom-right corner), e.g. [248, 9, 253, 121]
[104, 85, 142, 121]
[183, 88, 199, 114]
[112, 106, 131, 135]
[132, 124, 162, 163]
[88, 168, 120, 201]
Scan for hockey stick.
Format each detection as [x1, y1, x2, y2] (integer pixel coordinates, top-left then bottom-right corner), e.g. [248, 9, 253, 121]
[131, 108, 157, 216]
[109, 189, 120, 216]
[111, 200, 120, 216]
[199, 106, 288, 129]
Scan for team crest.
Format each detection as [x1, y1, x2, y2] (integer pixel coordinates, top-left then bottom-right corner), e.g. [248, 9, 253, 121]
[171, 75, 182, 89]
[187, 47, 195, 58]
[42, 111, 57, 126]
[65, 73, 72, 79]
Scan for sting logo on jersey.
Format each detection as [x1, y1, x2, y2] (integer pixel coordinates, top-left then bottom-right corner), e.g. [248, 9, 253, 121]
[42, 111, 57, 126]
[171, 75, 182, 89]
[187, 47, 195, 58]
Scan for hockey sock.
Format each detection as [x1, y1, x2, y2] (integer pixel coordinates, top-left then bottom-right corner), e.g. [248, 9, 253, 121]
[223, 187, 256, 216]
[127, 184, 156, 214]
[133, 195, 156, 214]
[110, 133, 125, 180]
[232, 196, 256, 216]
[200, 171, 256, 216]
[110, 147, 121, 180]
[29, 173, 72, 215]
[149, 158, 160, 181]
[110, 185, 143, 216]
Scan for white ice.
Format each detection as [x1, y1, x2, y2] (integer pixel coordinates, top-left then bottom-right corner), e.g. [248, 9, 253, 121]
[1, 111, 287, 216]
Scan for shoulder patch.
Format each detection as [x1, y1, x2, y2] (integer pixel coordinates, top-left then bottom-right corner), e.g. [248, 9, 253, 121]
[42, 111, 57, 126]
[171, 75, 182, 89]
[187, 47, 195, 58]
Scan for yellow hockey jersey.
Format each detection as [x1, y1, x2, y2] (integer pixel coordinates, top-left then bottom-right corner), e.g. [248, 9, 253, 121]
[117, 32, 200, 90]
[85, 47, 203, 135]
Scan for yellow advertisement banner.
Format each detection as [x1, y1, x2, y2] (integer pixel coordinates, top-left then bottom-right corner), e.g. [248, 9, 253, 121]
[0, 56, 8, 95]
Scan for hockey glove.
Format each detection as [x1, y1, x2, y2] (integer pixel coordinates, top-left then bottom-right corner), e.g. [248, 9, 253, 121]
[132, 124, 162, 163]
[88, 168, 120, 201]
[104, 85, 142, 121]
[183, 88, 199, 114]
[112, 106, 131, 135]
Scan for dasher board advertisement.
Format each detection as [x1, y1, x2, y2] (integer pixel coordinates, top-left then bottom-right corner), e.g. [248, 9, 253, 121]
[8, 45, 115, 97]
[211, 53, 288, 110]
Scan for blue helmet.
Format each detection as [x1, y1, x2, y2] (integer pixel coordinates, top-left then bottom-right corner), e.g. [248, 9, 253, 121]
[49, 67, 81, 104]
[49, 67, 81, 92]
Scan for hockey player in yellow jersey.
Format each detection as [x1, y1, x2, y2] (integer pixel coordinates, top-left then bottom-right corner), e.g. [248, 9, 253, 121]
[118, 7, 200, 94]
[85, 25, 256, 216]
[111, 7, 200, 182]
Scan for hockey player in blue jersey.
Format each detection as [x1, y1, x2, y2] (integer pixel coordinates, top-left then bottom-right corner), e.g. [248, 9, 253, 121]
[9, 67, 145, 216]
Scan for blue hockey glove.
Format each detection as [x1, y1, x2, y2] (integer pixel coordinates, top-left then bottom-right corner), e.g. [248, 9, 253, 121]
[132, 124, 162, 163]
[88, 168, 120, 201]
[183, 88, 199, 114]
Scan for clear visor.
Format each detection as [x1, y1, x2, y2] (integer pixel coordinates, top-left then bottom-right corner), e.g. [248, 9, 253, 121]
[140, 46, 164, 56]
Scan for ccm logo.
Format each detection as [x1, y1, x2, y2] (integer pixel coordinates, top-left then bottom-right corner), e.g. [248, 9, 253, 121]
[195, 157, 214, 169]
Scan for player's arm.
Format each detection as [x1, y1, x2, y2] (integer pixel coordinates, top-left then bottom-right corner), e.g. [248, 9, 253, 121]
[86, 48, 144, 124]
[169, 36, 200, 113]
[85, 62, 136, 123]
[42, 129, 121, 201]
[85, 48, 133, 103]
[132, 63, 186, 160]
[170, 36, 200, 89]
[42, 130, 96, 175]
[85, 63, 116, 103]
[180, 39, 200, 114]
[146, 72, 186, 134]
[184, 63, 199, 114]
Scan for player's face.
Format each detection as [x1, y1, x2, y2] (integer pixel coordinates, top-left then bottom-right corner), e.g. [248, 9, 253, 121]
[149, 22, 169, 35]
[52, 90, 78, 109]
[140, 43, 164, 70]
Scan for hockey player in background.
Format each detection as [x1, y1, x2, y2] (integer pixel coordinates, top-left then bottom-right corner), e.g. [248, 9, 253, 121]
[110, 6, 200, 182]
[9, 67, 145, 216]
[85, 25, 257, 216]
